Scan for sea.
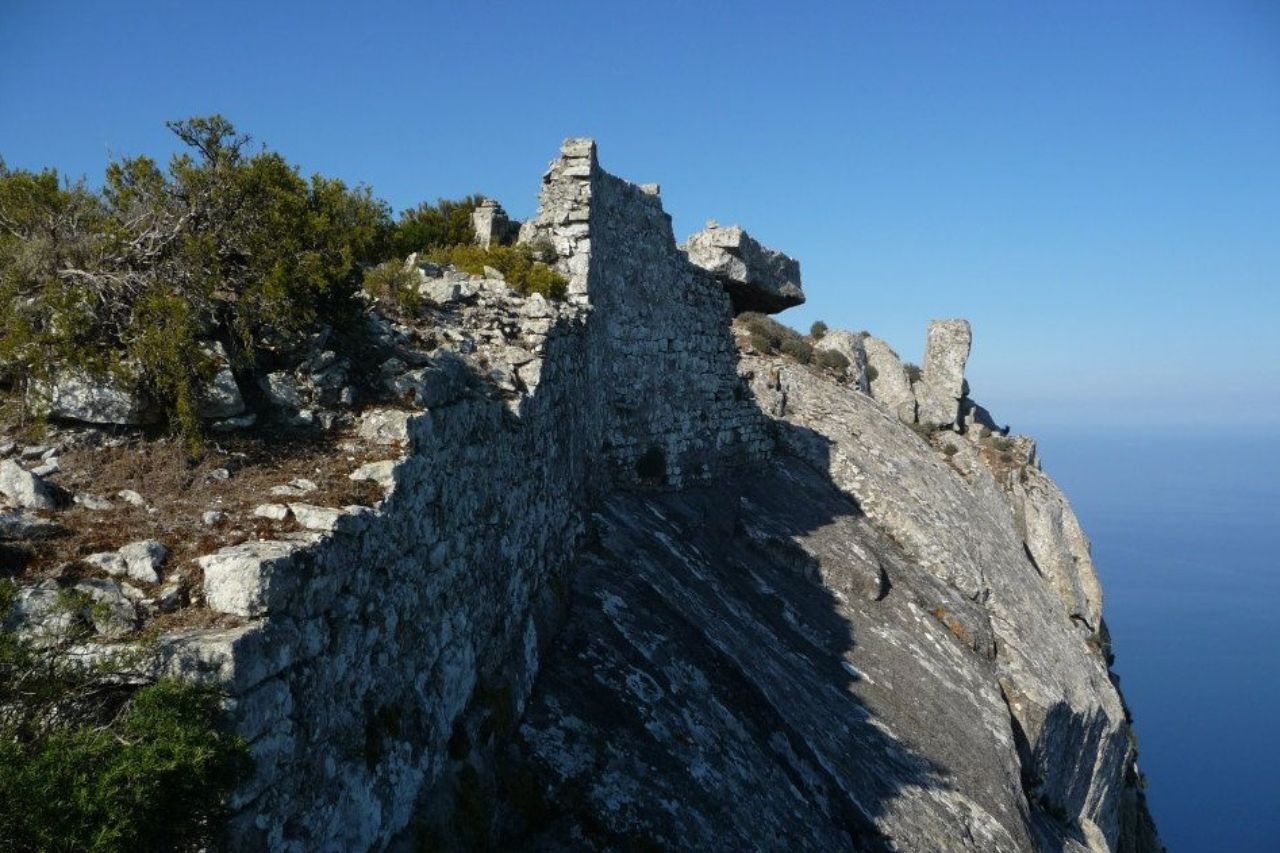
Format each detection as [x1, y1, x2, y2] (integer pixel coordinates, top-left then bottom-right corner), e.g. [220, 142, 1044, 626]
[1030, 426, 1280, 852]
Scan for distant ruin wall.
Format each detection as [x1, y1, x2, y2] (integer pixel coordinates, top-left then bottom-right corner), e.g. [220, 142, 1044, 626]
[164, 139, 775, 850]
[523, 138, 773, 488]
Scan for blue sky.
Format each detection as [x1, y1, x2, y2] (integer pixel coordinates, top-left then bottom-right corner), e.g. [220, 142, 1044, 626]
[3, 1, 1277, 428]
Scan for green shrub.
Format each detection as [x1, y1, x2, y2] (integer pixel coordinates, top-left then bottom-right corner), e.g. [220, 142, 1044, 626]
[739, 312, 829, 367]
[0, 115, 394, 446]
[942, 443, 959, 457]
[427, 242, 567, 300]
[390, 196, 483, 257]
[809, 320, 828, 340]
[1, 576, 247, 853]
[904, 362, 923, 383]
[0, 678, 247, 852]
[865, 365, 879, 382]
[779, 338, 814, 364]
[813, 348, 849, 372]
[363, 259, 424, 314]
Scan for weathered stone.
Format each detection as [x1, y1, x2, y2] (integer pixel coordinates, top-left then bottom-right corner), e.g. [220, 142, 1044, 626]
[74, 493, 114, 511]
[198, 540, 304, 618]
[31, 459, 59, 477]
[1008, 467, 1104, 631]
[199, 341, 246, 419]
[814, 329, 871, 393]
[269, 478, 318, 498]
[73, 577, 137, 638]
[385, 367, 457, 408]
[260, 372, 302, 409]
[0, 459, 57, 509]
[149, 138, 1154, 853]
[916, 319, 972, 427]
[287, 503, 346, 532]
[744, 351, 1144, 847]
[84, 551, 128, 576]
[118, 539, 167, 583]
[684, 221, 804, 314]
[356, 409, 412, 445]
[30, 371, 155, 425]
[349, 460, 397, 491]
[117, 489, 146, 507]
[202, 510, 227, 527]
[254, 503, 291, 521]
[0, 509, 62, 540]
[862, 336, 917, 424]
[2, 580, 77, 643]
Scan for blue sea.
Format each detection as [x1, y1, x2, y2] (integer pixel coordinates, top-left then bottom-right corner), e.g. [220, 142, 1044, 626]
[1030, 427, 1280, 852]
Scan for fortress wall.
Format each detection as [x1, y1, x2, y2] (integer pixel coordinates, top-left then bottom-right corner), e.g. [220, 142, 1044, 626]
[163, 138, 773, 850]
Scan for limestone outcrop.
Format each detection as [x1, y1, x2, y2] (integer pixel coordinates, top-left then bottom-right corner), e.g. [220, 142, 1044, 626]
[864, 334, 918, 423]
[0, 138, 1158, 852]
[916, 318, 973, 427]
[815, 329, 871, 393]
[684, 221, 805, 313]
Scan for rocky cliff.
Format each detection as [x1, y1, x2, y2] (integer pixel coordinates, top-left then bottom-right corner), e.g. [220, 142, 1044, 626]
[0, 139, 1159, 852]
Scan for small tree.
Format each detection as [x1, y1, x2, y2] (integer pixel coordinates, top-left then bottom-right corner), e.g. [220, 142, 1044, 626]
[810, 320, 828, 340]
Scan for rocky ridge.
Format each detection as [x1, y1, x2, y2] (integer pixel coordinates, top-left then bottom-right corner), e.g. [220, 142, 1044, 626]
[0, 139, 1159, 852]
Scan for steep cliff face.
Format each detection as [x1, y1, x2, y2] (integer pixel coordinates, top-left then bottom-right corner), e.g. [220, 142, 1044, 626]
[3, 138, 1157, 850]
[494, 345, 1159, 851]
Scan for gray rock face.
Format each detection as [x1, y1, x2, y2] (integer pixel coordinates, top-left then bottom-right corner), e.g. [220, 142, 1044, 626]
[917, 319, 972, 427]
[744, 353, 1151, 849]
[684, 221, 805, 314]
[505, 466, 1031, 851]
[30, 370, 155, 425]
[1008, 467, 1104, 632]
[863, 336, 917, 424]
[0, 459, 57, 510]
[815, 329, 871, 393]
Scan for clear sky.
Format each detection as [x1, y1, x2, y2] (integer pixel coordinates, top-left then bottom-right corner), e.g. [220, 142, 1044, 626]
[3, 1, 1277, 428]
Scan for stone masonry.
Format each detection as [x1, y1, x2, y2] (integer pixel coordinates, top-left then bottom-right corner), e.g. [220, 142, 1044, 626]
[155, 138, 779, 850]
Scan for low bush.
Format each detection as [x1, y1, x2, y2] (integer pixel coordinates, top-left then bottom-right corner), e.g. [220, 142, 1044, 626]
[809, 320, 828, 340]
[865, 365, 879, 382]
[363, 259, 424, 314]
[780, 337, 814, 364]
[390, 196, 484, 257]
[0, 585, 247, 851]
[428, 242, 567, 301]
[740, 312, 830, 367]
[813, 348, 849, 373]
[904, 363, 923, 383]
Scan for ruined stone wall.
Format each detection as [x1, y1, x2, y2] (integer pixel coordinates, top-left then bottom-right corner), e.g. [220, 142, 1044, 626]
[166, 313, 593, 850]
[160, 139, 776, 850]
[522, 138, 772, 488]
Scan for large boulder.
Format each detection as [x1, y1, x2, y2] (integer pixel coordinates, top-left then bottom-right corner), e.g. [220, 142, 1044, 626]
[0, 460, 57, 510]
[199, 341, 246, 419]
[862, 336, 916, 424]
[814, 330, 871, 393]
[30, 370, 155, 425]
[916, 319, 971, 427]
[684, 221, 804, 314]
